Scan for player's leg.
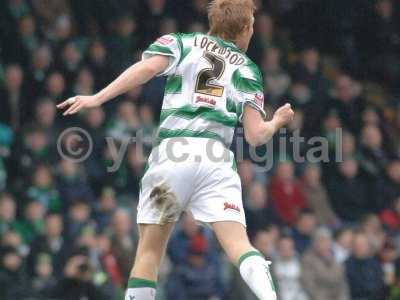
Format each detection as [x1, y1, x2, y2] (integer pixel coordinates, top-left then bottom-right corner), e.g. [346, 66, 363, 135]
[212, 221, 277, 300]
[188, 144, 276, 300]
[125, 222, 175, 300]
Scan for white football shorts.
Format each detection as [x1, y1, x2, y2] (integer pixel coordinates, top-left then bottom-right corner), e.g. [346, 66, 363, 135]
[137, 137, 246, 226]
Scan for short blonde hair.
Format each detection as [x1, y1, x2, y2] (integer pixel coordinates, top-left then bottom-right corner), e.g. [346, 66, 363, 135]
[208, 0, 255, 42]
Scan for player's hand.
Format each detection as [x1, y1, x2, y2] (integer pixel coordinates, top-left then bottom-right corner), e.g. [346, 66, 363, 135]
[57, 95, 101, 116]
[272, 103, 295, 129]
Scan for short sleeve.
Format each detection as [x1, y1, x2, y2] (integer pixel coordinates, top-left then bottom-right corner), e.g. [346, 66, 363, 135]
[142, 34, 181, 76]
[232, 63, 266, 122]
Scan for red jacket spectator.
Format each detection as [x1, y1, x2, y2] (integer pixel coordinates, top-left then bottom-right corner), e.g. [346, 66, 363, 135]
[269, 161, 306, 225]
[380, 204, 400, 232]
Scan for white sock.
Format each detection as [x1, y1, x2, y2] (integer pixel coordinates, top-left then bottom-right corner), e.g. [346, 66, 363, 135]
[238, 251, 277, 300]
[125, 278, 156, 300]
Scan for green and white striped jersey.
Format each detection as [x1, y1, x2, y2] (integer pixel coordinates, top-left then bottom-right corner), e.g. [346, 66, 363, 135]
[142, 32, 266, 147]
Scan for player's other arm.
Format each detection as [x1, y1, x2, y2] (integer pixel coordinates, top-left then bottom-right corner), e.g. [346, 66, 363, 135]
[243, 103, 294, 147]
[57, 55, 169, 115]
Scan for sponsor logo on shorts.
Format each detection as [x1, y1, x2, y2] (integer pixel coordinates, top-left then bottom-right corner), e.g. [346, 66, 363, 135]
[224, 202, 241, 213]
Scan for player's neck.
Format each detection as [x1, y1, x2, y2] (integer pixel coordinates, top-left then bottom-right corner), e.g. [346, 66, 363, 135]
[208, 32, 244, 51]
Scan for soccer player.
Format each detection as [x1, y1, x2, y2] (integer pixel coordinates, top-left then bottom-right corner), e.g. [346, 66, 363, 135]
[57, 0, 294, 299]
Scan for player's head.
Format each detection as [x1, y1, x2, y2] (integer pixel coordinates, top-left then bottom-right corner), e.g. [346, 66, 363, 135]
[208, 0, 255, 51]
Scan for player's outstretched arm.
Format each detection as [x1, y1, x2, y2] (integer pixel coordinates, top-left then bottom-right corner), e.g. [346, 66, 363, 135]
[57, 55, 170, 115]
[243, 103, 294, 147]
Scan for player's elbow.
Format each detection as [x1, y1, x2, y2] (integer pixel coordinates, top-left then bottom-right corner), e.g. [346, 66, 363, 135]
[242, 105, 269, 147]
[244, 127, 265, 147]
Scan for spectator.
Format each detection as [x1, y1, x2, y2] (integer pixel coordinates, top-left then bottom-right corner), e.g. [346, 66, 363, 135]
[94, 187, 117, 232]
[31, 253, 57, 298]
[1, 229, 27, 257]
[360, 214, 386, 255]
[291, 46, 329, 98]
[301, 228, 350, 300]
[393, 250, 400, 299]
[345, 232, 385, 300]
[249, 13, 282, 63]
[326, 74, 365, 134]
[58, 42, 83, 84]
[97, 233, 124, 288]
[273, 235, 309, 300]
[380, 238, 397, 294]
[356, 0, 400, 88]
[319, 110, 342, 163]
[252, 225, 280, 259]
[0, 193, 18, 235]
[245, 182, 281, 237]
[168, 213, 216, 263]
[333, 228, 354, 265]
[167, 213, 224, 300]
[51, 14, 73, 44]
[138, 104, 156, 153]
[262, 47, 291, 107]
[64, 200, 93, 243]
[81, 107, 107, 191]
[86, 40, 110, 89]
[107, 15, 139, 72]
[27, 213, 68, 278]
[376, 160, 400, 210]
[12, 126, 55, 182]
[16, 15, 40, 58]
[56, 159, 95, 211]
[359, 124, 393, 180]
[122, 145, 146, 198]
[51, 254, 108, 300]
[82, 107, 106, 148]
[44, 71, 66, 101]
[0, 246, 31, 300]
[110, 209, 137, 281]
[285, 81, 312, 110]
[0, 64, 28, 130]
[270, 160, 307, 226]
[73, 67, 95, 96]
[15, 200, 45, 244]
[327, 159, 370, 222]
[106, 101, 140, 142]
[301, 164, 339, 226]
[341, 131, 357, 159]
[31, 0, 71, 38]
[27, 164, 61, 212]
[28, 45, 53, 99]
[380, 197, 400, 232]
[159, 17, 178, 36]
[33, 97, 58, 143]
[238, 160, 259, 197]
[291, 209, 317, 254]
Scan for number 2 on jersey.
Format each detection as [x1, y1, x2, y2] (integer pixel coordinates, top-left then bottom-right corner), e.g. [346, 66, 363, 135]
[195, 52, 225, 97]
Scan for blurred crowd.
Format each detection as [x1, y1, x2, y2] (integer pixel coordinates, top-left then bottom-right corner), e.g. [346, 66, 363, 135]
[1, 0, 400, 299]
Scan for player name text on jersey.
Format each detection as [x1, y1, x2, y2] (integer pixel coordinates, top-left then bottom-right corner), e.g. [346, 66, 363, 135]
[194, 36, 245, 66]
